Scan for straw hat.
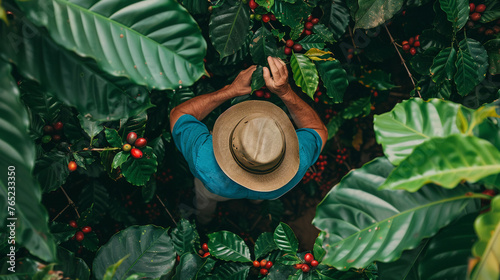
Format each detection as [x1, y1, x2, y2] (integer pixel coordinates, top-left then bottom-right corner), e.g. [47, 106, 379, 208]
[213, 100, 299, 191]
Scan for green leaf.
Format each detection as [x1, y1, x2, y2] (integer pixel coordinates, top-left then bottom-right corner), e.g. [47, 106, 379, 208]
[438, 0, 469, 31]
[430, 47, 457, 85]
[78, 115, 104, 140]
[172, 253, 203, 280]
[274, 222, 299, 254]
[313, 24, 335, 43]
[208, 231, 252, 262]
[298, 35, 326, 51]
[16, 0, 206, 90]
[316, 59, 348, 103]
[210, 1, 250, 58]
[290, 53, 319, 99]
[112, 151, 130, 170]
[353, 0, 403, 30]
[312, 157, 480, 270]
[454, 48, 480, 97]
[254, 232, 278, 259]
[322, 0, 350, 41]
[471, 196, 500, 280]
[0, 258, 38, 278]
[358, 69, 396, 91]
[171, 219, 200, 256]
[142, 179, 156, 203]
[266, 263, 298, 280]
[0, 7, 152, 122]
[373, 98, 462, 165]
[276, 253, 302, 265]
[484, 39, 500, 75]
[105, 128, 122, 148]
[250, 26, 279, 65]
[79, 180, 109, 215]
[251, 66, 266, 93]
[212, 262, 250, 279]
[256, 0, 274, 11]
[411, 47, 441, 76]
[102, 255, 129, 280]
[20, 82, 62, 124]
[419, 29, 450, 51]
[34, 151, 70, 193]
[220, 32, 253, 66]
[380, 135, 500, 192]
[180, 0, 209, 14]
[271, 0, 311, 40]
[271, 29, 286, 41]
[0, 0, 7, 25]
[326, 115, 344, 140]
[313, 234, 326, 262]
[93, 225, 175, 279]
[121, 146, 158, 186]
[459, 38, 488, 83]
[341, 97, 371, 119]
[0, 62, 56, 262]
[479, 0, 500, 23]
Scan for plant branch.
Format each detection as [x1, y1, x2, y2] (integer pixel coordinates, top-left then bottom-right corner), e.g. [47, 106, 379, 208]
[60, 186, 79, 218]
[383, 24, 421, 98]
[156, 194, 177, 226]
[267, 21, 287, 44]
[82, 147, 120, 151]
[51, 204, 70, 222]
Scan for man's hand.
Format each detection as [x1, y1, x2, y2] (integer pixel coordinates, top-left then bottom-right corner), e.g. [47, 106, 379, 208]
[263, 56, 293, 97]
[227, 65, 257, 97]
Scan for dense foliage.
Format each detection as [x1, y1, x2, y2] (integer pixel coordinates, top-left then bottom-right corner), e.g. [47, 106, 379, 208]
[0, 0, 499, 279]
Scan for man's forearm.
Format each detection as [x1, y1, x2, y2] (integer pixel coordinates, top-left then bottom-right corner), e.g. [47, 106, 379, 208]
[280, 89, 328, 149]
[169, 85, 235, 131]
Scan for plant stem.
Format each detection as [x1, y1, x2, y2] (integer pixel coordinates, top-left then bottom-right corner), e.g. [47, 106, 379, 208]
[82, 147, 120, 152]
[156, 194, 177, 226]
[60, 186, 79, 218]
[267, 21, 287, 44]
[383, 24, 421, 98]
[51, 204, 70, 222]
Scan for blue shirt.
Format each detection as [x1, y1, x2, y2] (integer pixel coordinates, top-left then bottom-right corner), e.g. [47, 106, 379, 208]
[172, 114, 322, 200]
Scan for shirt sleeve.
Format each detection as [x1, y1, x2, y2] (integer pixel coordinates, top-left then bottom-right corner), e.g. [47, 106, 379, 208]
[296, 128, 323, 169]
[171, 114, 211, 178]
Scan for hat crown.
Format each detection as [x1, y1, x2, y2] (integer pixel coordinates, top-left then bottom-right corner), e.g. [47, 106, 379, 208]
[231, 115, 285, 173]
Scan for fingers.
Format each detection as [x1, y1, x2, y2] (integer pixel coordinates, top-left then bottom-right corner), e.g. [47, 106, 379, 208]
[263, 67, 273, 86]
[267, 56, 281, 77]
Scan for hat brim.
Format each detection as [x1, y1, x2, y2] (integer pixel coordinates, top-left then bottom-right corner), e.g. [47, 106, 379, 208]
[213, 100, 299, 192]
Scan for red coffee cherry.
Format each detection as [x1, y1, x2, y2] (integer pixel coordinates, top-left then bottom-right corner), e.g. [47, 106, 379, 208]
[131, 148, 143, 159]
[126, 132, 138, 145]
[134, 137, 147, 147]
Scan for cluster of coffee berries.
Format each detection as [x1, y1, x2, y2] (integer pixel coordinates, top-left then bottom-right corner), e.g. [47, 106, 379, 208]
[302, 15, 320, 36]
[324, 108, 335, 122]
[315, 155, 328, 172]
[313, 89, 323, 103]
[302, 170, 322, 184]
[248, 0, 258, 9]
[401, 35, 420, 56]
[69, 220, 92, 242]
[284, 39, 303, 55]
[68, 161, 78, 172]
[469, 3, 486, 22]
[41, 121, 64, 144]
[254, 87, 272, 99]
[155, 169, 174, 184]
[250, 12, 276, 23]
[124, 132, 147, 159]
[198, 243, 210, 258]
[253, 259, 273, 275]
[335, 148, 348, 165]
[294, 253, 319, 273]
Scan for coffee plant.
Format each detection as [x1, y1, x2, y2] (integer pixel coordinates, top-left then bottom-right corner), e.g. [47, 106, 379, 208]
[0, 0, 499, 278]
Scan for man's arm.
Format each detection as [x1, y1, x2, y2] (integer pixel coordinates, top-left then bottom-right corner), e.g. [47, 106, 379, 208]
[169, 66, 257, 131]
[263, 57, 328, 149]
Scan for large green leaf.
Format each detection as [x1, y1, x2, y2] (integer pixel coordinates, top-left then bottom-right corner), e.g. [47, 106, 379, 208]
[251, 66, 266, 93]
[274, 222, 299, 254]
[357, 69, 396, 91]
[121, 146, 158, 186]
[16, 0, 206, 90]
[254, 232, 278, 259]
[290, 53, 319, 99]
[55, 247, 91, 280]
[34, 151, 70, 193]
[430, 47, 457, 85]
[373, 98, 461, 165]
[480, 0, 500, 23]
[459, 38, 488, 83]
[0, 62, 57, 262]
[209, 0, 250, 58]
[352, 0, 403, 30]
[411, 47, 441, 76]
[20, 82, 62, 124]
[471, 196, 500, 280]
[313, 24, 335, 43]
[249, 26, 279, 65]
[79, 180, 109, 215]
[170, 219, 199, 256]
[298, 35, 325, 51]
[322, 0, 350, 41]
[312, 157, 480, 270]
[171, 253, 203, 280]
[316, 59, 348, 103]
[212, 262, 250, 279]
[341, 97, 371, 120]
[93, 225, 175, 279]
[380, 135, 500, 192]
[271, 0, 310, 40]
[438, 0, 469, 31]
[0, 8, 152, 121]
[484, 39, 500, 75]
[454, 49, 480, 97]
[208, 231, 252, 263]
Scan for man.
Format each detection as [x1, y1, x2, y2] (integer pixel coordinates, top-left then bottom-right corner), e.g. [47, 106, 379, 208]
[170, 57, 328, 224]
